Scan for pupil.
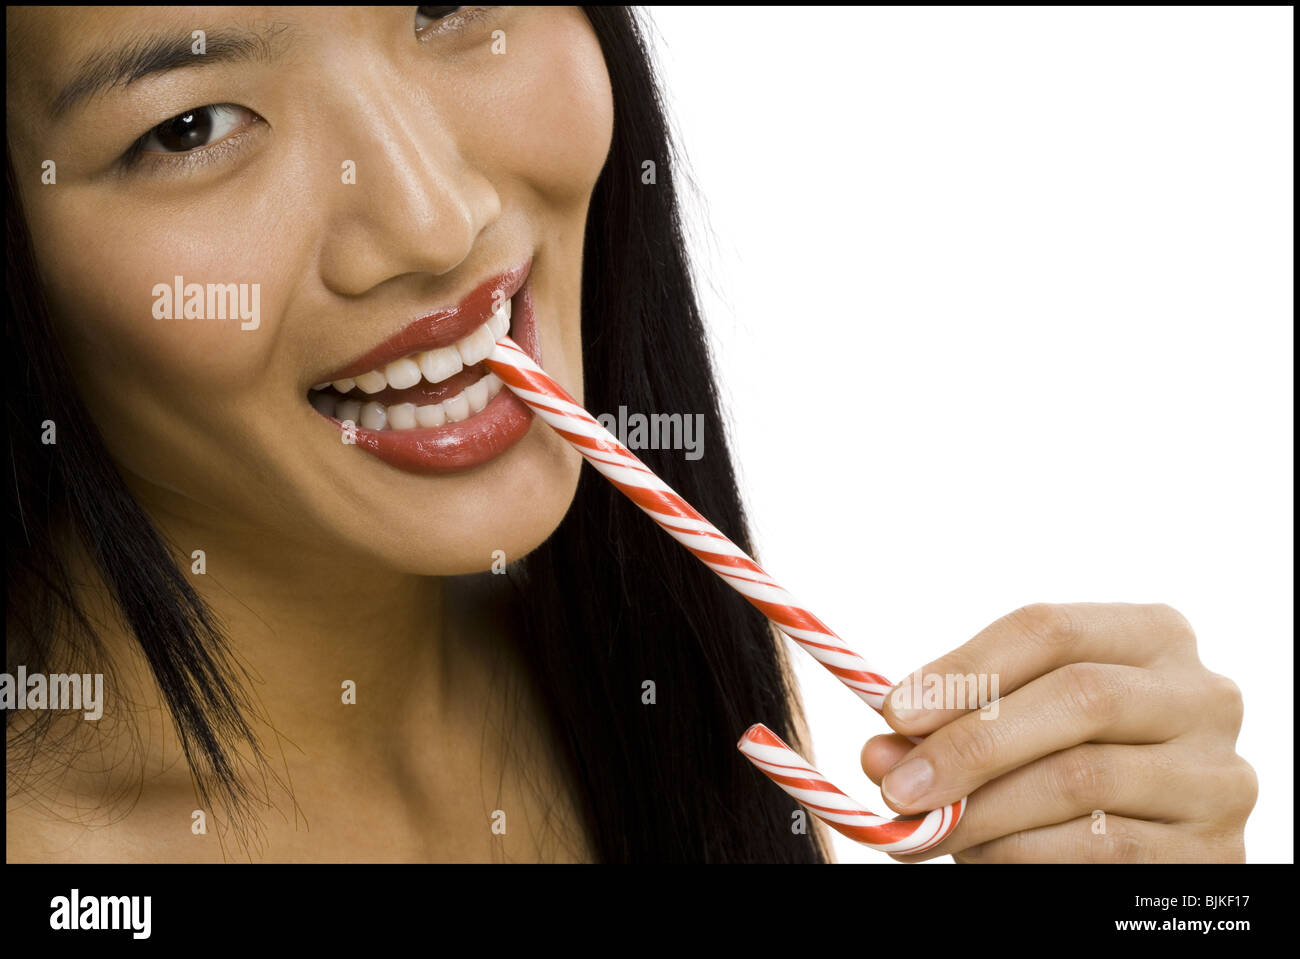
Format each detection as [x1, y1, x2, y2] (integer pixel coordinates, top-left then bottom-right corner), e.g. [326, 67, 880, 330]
[159, 111, 212, 151]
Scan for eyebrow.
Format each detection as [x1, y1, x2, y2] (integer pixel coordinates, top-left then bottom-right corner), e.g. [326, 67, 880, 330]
[50, 23, 291, 119]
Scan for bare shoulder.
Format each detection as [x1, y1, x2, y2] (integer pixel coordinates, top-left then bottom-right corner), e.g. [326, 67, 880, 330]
[6, 800, 114, 863]
[7, 773, 224, 864]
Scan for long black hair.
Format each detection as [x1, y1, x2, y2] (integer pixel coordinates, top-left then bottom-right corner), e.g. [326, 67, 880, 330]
[6, 6, 828, 863]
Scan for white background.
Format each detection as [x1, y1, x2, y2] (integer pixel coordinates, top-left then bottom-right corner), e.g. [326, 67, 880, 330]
[645, 5, 1293, 863]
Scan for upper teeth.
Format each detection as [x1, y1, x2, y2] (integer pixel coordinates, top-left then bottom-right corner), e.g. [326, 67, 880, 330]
[308, 298, 512, 430]
[326, 297, 511, 395]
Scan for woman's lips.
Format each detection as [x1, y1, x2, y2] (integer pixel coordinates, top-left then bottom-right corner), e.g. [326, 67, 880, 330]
[321, 260, 532, 382]
[308, 262, 542, 475]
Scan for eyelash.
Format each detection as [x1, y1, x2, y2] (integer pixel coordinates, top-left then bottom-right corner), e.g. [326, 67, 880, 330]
[120, 107, 262, 174]
[415, 6, 492, 36]
[117, 6, 495, 175]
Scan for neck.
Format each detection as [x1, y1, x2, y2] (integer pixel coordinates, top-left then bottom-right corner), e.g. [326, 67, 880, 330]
[62, 473, 502, 809]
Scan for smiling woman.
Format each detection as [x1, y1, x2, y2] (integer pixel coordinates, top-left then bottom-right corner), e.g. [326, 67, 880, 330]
[5, 6, 826, 863]
[5, 4, 1262, 873]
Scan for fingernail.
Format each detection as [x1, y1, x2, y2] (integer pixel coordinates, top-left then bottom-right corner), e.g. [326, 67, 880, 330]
[882, 757, 934, 806]
[888, 677, 925, 724]
[893, 704, 924, 724]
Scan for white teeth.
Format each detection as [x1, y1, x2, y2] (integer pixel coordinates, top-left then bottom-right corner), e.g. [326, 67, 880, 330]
[317, 296, 516, 428]
[321, 373, 505, 430]
[333, 296, 515, 394]
[418, 346, 463, 385]
[386, 402, 417, 430]
[309, 391, 337, 416]
[385, 357, 422, 391]
[465, 377, 490, 414]
[359, 401, 387, 430]
[415, 403, 446, 428]
[443, 394, 470, 423]
[355, 370, 387, 394]
[457, 325, 496, 367]
[336, 399, 362, 424]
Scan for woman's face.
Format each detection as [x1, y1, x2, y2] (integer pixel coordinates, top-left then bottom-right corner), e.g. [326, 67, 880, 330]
[6, 6, 611, 574]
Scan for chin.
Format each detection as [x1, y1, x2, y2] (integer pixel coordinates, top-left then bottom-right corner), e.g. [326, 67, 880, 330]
[350, 443, 583, 576]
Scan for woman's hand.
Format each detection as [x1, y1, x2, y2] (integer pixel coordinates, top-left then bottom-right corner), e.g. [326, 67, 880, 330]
[860, 602, 1257, 862]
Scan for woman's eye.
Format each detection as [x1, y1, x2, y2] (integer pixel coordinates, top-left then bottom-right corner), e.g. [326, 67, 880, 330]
[139, 104, 253, 154]
[415, 6, 470, 32]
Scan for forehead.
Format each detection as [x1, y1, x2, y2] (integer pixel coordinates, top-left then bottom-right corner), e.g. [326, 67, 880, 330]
[9, 6, 191, 80]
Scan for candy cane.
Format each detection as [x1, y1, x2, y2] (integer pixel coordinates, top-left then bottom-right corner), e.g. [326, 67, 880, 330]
[738, 725, 963, 854]
[487, 335, 964, 854]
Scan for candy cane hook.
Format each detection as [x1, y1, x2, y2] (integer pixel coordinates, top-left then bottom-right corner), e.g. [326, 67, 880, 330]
[487, 335, 965, 854]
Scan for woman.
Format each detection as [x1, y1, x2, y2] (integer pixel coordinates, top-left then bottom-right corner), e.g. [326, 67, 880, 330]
[5, 6, 1256, 863]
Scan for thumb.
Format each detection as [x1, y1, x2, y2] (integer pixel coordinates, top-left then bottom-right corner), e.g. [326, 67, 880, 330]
[860, 733, 914, 785]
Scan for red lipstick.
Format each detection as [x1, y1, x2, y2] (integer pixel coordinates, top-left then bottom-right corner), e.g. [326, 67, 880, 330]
[311, 260, 542, 475]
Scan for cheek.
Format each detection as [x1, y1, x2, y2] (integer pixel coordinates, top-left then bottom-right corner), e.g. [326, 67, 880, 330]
[24, 183, 291, 421]
[20, 181, 298, 497]
[459, 10, 614, 206]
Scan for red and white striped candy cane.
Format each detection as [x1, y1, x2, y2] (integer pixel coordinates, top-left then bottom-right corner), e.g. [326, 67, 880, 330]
[738, 725, 963, 854]
[487, 335, 965, 854]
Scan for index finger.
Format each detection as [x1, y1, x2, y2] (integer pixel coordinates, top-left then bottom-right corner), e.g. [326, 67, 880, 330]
[882, 602, 1195, 737]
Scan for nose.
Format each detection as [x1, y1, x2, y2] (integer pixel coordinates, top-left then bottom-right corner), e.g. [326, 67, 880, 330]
[317, 70, 502, 296]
